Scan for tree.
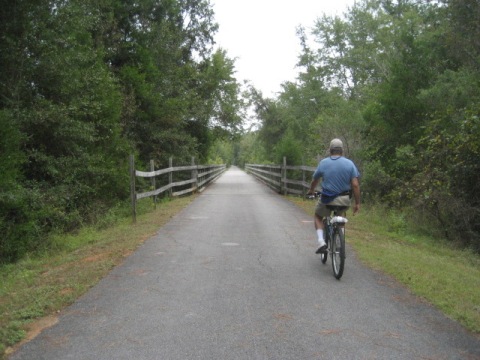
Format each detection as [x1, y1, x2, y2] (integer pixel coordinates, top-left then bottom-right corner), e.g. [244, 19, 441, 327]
[0, 0, 245, 262]
[443, 0, 480, 71]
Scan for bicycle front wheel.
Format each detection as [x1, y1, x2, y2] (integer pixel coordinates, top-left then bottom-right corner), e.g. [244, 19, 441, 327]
[331, 227, 345, 279]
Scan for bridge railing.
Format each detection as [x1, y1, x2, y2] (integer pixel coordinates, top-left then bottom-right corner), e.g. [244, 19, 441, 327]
[129, 155, 226, 222]
[245, 157, 316, 197]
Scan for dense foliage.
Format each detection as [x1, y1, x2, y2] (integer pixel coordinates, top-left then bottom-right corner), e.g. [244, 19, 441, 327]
[0, 0, 244, 262]
[2, 0, 479, 260]
[237, 0, 480, 250]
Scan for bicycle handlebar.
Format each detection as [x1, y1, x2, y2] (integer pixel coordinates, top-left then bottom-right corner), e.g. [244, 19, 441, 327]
[306, 191, 321, 200]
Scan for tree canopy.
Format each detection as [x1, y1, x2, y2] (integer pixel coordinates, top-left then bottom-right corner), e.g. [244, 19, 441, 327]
[238, 0, 480, 250]
[0, 0, 244, 262]
[2, 0, 479, 260]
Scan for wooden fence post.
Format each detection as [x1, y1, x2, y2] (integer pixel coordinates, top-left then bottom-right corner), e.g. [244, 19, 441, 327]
[129, 154, 136, 223]
[302, 157, 306, 198]
[192, 157, 198, 193]
[150, 159, 156, 209]
[282, 157, 287, 195]
[169, 157, 173, 197]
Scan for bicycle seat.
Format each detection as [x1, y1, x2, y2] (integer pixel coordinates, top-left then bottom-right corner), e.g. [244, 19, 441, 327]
[326, 205, 349, 213]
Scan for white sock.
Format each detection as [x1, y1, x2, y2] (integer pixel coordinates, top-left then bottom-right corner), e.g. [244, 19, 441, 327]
[316, 229, 325, 246]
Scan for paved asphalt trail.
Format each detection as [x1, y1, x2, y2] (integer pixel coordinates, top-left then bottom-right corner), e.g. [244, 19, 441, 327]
[11, 167, 480, 359]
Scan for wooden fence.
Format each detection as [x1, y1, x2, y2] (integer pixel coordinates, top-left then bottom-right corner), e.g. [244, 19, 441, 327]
[245, 157, 316, 196]
[129, 155, 226, 222]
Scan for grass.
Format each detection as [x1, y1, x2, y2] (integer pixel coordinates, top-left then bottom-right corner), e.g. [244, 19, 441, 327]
[0, 196, 195, 359]
[1, 194, 479, 359]
[289, 196, 480, 334]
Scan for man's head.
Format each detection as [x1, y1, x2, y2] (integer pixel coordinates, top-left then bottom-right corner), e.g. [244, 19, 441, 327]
[329, 138, 343, 155]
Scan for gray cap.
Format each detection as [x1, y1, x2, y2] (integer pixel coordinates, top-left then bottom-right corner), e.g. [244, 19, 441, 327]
[330, 138, 343, 149]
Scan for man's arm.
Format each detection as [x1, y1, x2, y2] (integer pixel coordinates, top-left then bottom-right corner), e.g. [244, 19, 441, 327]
[308, 177, 320, 195]
[351, 177, 360, 215]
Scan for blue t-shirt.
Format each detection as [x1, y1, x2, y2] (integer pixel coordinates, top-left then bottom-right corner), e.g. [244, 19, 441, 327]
[312, 156, 360, 194]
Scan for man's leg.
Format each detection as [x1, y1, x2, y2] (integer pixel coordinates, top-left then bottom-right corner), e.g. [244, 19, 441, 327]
[314, 209, 327, 254]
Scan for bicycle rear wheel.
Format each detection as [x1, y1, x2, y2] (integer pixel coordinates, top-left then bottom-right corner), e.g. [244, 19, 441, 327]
[331, 227, 345, 279]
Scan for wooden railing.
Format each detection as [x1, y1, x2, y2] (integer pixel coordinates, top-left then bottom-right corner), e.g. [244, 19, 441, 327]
[129, 155, 226, 222]
[245, 157, 316, 197]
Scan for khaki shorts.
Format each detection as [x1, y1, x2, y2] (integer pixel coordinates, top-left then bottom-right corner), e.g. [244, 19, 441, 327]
[315, 195, 351, 217]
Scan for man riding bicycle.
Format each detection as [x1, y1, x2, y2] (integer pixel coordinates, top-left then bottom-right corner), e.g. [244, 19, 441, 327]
[307, 138, 361, 254]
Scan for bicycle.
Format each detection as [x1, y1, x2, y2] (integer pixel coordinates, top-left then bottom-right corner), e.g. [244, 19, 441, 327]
[308, 191, 348, 280]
